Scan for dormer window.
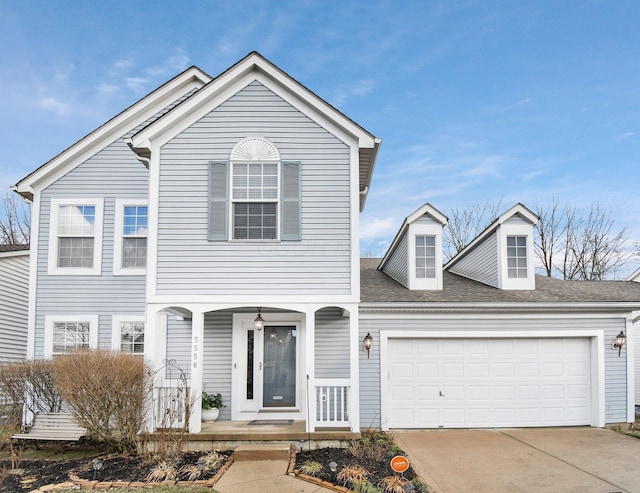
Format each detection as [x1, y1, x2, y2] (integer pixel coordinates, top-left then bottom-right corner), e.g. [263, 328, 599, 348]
[507, 236, 527, 278]
[415, 235, 436, 279]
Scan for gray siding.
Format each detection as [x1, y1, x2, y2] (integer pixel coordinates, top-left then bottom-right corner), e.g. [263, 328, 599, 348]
[203, 311, 233, 420]
[0, 253, 29, 361]
[315, 307, 350, 378]
[156, 81, 352, 296]
[382, 234, 409, 288]
[34, 138, 148, 358]
[448, 232, 498, 287]
[359, 315, 628, 428]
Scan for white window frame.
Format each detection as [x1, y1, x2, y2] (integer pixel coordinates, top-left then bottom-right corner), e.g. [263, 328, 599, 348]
[112, 315, 145, 354]
[506, 235, 528, 279]
[113, 199, 148, 275]
[230, 162, 280, 241]
[48, 198, 104, 276]
[44, 314, 99, 358]
[497, 219, 535, 290]
[408, 222, 443, 290]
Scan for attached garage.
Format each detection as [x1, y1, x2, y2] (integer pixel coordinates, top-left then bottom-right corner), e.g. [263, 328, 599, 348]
[382, 334, 600, 429]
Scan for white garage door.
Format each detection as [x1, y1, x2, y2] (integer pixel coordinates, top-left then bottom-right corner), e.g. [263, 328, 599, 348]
[387, 337, 592, 428]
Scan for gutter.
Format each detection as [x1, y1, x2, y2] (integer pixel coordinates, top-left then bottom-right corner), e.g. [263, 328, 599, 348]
[359, 301, 640, 314]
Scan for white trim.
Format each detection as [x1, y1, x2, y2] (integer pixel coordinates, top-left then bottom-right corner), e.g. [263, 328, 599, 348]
[111, 314, 146, 352]
[0, 249, 29, 259]
[147, 146, 161, 297]
[379, 329, 605, 430]
[497, 219, 536, 290]
[190, 310, 205, 432]
[130, 54, 374, 152]
[409, 223, 444, 290]
[626, 314, 635, 422]
[350, 146, 360, 298]
[231, 312, 306, 422]
[26, 191, 40, 359]
[47, 198, 104, 276]
[44, 314, 99, 358]
[113, 199, 148, 276]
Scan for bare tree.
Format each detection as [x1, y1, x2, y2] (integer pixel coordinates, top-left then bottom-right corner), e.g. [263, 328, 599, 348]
[534, 196, 564, 277]
[443, 200, 502, 261]
[535, 202, 627, 280]
[0, 192, 30, 246]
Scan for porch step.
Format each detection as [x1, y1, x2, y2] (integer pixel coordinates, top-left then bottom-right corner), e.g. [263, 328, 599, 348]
[234, 443, 292, 461]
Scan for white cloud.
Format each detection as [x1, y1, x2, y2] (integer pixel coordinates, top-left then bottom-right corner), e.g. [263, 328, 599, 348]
[96, 83, 119, 96]
[125, 77, 150, 91]
[360, 215, 399, 240]
[39, 97, 69, 114]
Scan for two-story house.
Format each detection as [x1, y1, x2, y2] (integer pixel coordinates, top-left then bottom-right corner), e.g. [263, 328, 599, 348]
[12, 52, 640, 436]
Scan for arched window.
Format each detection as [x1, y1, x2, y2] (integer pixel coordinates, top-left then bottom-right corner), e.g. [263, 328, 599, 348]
[209, 138, 300, 241]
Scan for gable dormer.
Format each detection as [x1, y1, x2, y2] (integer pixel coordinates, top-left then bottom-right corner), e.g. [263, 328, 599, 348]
[445, 204, 538, 290]
[379, 203, 448, 290]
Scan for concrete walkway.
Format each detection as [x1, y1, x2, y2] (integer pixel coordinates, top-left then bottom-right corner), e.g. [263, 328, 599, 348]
[394, 427, 640, 493]
[214, 459, 335, 493]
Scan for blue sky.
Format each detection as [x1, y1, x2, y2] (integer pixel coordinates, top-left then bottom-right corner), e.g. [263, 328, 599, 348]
[1, 1, 639, 271]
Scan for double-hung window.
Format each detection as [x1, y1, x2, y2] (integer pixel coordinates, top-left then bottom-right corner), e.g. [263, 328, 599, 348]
[415, 235, 436, 278]
[208, 137, 300, 242]
[112, 315, 145, 354]
[114, 200, 148, 275]
[49, 199, 103, 275]
[232, 163, 278, 240]
[44, 315, 99, 358]
[507, 235, 527, 278]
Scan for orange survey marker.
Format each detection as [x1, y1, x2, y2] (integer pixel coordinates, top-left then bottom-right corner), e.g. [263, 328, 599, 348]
[390, 455, 409, 473]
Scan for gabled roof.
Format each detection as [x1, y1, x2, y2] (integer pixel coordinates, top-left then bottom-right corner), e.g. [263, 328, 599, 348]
[444, 203, 538, 271]
[13, 66, 212, 201]
[0, 245, 29, 258]
[128, 51, 381, 211]
[361, 258, 640, 309]
[626, 266, 640, 282]
[378, 203, 447, 271]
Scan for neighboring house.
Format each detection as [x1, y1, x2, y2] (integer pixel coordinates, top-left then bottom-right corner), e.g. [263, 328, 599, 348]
[11, 52, 640, 435]
[0, 245, 29, 362]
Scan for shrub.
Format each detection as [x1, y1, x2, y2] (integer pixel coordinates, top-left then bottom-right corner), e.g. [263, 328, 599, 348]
[336, 465, 369, 486]
[298, 460, 323, 476]
[353, 480, 383, 493]
[52, 349, 152, 452]
[411, 478, 433, 493]
[378, 475, 407, 493]
[0, 359, 62, 418]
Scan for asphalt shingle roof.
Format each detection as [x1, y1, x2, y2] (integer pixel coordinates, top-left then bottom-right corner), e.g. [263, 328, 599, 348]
[361, 258, 640, 304]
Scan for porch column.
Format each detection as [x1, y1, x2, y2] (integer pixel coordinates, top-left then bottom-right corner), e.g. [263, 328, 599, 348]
[189, 309, 205, 432]
[305, 307, 316, 432]
[349, 305, 361, 432]
[144, 308, 167, 432]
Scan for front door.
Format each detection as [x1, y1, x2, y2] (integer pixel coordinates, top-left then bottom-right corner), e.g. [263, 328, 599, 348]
[233, 318, 302, 419]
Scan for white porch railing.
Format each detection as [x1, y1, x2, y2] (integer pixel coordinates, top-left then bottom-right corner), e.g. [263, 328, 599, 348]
[153, 382, 190, 429]
[314, 378, 350, 427]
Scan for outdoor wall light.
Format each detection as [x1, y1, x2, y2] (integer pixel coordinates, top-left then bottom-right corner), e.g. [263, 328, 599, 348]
[613, 330, 626, 357]
[254, 307, 264, 331]
[329, 460, 338, 472]
[364, 333, 373, 359]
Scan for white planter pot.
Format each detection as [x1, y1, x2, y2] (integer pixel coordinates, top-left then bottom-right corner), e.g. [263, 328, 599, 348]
[201, 408, 220, 422]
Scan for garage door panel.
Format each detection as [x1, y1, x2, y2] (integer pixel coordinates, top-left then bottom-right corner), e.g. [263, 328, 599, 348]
[387, 337, 592, 428]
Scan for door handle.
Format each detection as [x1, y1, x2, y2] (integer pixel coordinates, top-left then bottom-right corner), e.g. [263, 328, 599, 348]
[439, 391, 444, 397]
[259, 362, 263, 371]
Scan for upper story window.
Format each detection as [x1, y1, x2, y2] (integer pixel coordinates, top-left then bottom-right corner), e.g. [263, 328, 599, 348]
[114, 200, 148, 275]
[507, 235, 527, 278]
[232, 163, 278, 240]
[209, 137, 300, 242]
[415, 235, 436, 278]
[48, 199, 103, 275]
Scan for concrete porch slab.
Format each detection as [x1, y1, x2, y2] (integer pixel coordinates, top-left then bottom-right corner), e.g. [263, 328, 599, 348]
[234, 443, 291, 460]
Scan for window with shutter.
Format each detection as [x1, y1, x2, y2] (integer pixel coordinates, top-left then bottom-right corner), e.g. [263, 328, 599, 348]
[208, 139, 301, 241]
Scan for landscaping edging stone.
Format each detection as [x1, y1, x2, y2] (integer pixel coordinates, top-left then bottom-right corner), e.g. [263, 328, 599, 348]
[64, 455, 234, 491]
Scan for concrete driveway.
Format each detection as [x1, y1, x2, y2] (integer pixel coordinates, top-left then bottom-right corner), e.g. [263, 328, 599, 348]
[394, 427, 640, 493]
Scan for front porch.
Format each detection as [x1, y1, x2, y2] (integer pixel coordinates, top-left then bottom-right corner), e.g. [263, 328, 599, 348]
[181, 420, 359, 451]
[146, 303, 362, 435]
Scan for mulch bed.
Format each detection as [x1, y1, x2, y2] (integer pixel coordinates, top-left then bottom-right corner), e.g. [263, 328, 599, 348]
[0, 450, 232, 491]
[296, 446, 417, 489]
